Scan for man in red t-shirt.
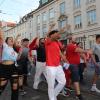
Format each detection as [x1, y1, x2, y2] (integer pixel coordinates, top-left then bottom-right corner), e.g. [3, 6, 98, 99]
[66, 36, 86, 100]
[67, 43, 80, 65]
[45, 30, 66, 100]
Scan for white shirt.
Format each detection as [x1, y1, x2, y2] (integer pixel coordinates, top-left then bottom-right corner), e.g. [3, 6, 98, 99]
[80, 58, 84, 63]
[63, 63, 70, 70]
[2, 43, 18, 61]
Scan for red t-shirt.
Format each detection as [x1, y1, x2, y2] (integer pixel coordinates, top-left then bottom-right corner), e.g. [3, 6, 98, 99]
[66, 43, 80, 65]
[45, 38, 62, 66]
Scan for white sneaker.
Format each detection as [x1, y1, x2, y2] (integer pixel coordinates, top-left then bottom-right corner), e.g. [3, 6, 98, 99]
[91, 87, 100, 93]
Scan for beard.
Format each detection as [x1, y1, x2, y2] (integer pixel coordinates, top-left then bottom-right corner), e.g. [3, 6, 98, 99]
[40, 42, 45, 46]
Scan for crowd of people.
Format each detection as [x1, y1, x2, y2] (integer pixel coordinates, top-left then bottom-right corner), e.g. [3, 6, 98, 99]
[0, 25, 100, 100]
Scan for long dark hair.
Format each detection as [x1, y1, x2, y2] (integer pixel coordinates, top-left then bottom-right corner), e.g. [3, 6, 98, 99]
[5, 37, 18, 52]
[39, 38, 45, 46]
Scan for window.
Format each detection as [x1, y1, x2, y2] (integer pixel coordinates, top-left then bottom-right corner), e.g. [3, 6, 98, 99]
[60, 2, 65, 14]
[42, 0, 48, 4]
[74, 15, 82, 29]
[42, 27, 47, 36]
[25, 32, 26, 38]
[87, 10, 96, 25]
[74, 0, 81, 8]
[49, 8, 55, 19]
[37, 15, 40, 24]
[37, 29, 40, 34]
[59, 20, 66, 28]
[37, 26, 40, 34]
[29, 20, 32, 28]
[42, 12, 47, 22]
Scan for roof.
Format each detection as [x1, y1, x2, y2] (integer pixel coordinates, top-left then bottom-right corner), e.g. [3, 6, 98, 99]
[19, 0, 55, 24]
[0, 21, 16, 27]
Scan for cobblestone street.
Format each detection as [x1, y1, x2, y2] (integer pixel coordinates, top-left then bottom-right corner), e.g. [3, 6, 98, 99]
[0, 66, 100, 100]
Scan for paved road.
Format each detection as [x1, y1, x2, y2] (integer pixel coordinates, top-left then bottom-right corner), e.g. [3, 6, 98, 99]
[0, 66, 100, 100]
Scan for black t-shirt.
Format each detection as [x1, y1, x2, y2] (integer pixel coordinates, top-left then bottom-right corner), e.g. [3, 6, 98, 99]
[36, 44, 46, 62]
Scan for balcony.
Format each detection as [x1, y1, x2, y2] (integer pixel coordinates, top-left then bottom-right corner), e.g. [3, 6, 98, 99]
[86, 0, 96, 10]
[86, 0, 96, 5]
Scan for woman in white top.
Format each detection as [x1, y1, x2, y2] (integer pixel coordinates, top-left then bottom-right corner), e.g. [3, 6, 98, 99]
[0, 33, 20, 100]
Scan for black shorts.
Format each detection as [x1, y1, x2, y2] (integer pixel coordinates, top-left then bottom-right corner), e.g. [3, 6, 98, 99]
[0, 63, 18, 79]
[69, 64, 79, 82]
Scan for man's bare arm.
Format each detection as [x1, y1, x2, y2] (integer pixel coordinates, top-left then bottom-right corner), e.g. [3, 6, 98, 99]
[60, 51, 69, 63]
[75, 47, 86, 53]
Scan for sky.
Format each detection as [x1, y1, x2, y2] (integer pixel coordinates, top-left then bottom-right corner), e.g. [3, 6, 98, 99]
[0, 0, 39, 22]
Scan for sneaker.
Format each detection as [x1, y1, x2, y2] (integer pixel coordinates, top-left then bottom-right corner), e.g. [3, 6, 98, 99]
[65, 87, 75, 92]
[60, 89, 70, 97]
[91, 87, 100, 93]
[76, 94, 84, 100]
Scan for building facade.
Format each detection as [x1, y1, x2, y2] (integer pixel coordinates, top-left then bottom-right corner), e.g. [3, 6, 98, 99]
[0, 21, 16, 39]
[3, 0, 100, 48]
[31, 0, 100, 48]
[1, 14, 34, 40]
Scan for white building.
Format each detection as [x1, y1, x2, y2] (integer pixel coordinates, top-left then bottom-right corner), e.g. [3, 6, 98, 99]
[4, 0, 100, 48]
[32, 0, 100, 49]
[2, 13, 34, 40]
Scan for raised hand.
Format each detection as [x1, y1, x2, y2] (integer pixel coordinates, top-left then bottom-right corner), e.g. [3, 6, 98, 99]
[16, 33, 21, 38]
[46, 23, 56, 37]
[0, 29, 3, 42]
[36, 32, 40, 37]
[59, 26, 66, 34]
[0, 29, 3, 36]
[87, 49, 93, 55]
[49, 23, 56, 31]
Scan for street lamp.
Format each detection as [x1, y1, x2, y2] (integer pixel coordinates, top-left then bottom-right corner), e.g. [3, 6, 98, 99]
[82, 35, 86, 50]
